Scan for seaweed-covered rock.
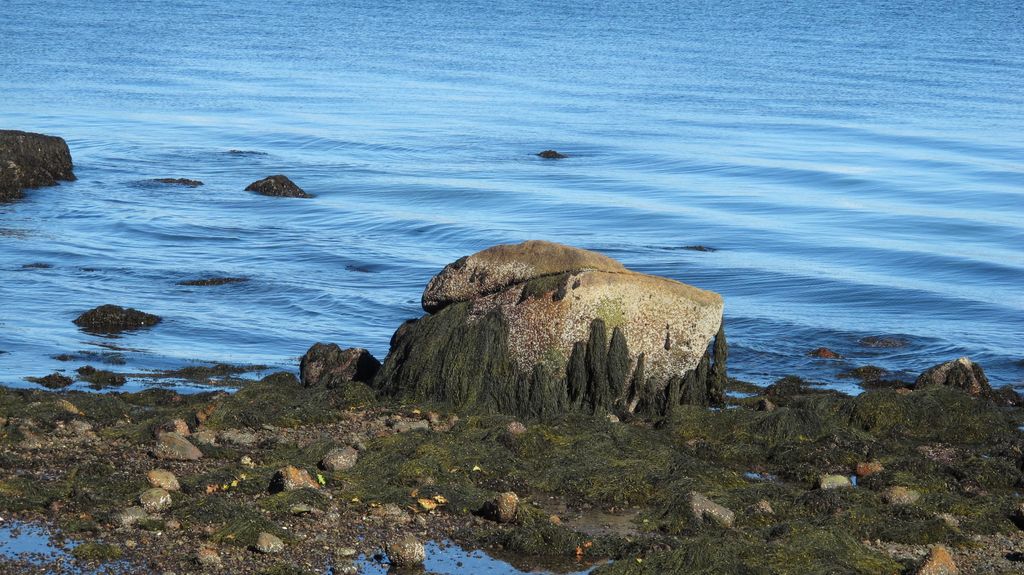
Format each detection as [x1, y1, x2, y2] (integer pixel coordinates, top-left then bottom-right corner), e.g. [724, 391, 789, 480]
[0, 130, 75, 202]
[244, 174, 312, 198]
[300, 343, 381, 387]
[915, 357, 990, 397]
[377, 241, 727, 421]
[26, 372, 74, 389]
[73, 304, 161, 333]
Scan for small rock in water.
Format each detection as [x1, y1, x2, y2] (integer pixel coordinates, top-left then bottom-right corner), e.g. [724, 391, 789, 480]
[809, 347, 842, 359]
[386, 534, 426, 568]
[139, 488, 172, 513]
[147, 469, 180, 492]
[819, 474, 853, 490]
[73, 304, 161, 333]
[178, 276, 247, 286]
[245, 174, 312, 198]
[859, 335, 908, 348]
[320, 446, 359, 472]
[687, 491, 735, 528]
[255, 532, 284, 554]
[27, 372, 74, 389]
[882, 486, 921, 505]
[152, 178, 203, 187]
[270, 465, 320, 492]
[152, 432, 203, 461]
[915, 545, 959, 575]
[536, 149, 567, 159]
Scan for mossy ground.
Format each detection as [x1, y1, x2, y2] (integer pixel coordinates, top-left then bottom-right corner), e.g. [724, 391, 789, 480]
[0, 372, 1022, 573]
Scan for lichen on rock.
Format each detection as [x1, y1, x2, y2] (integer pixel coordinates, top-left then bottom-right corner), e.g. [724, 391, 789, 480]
[375, 240, 727, 420]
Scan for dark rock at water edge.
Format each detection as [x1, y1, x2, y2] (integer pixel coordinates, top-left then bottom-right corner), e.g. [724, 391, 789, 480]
[21, 262, 53, 269]
[300, 343, 381, 388]
[809, 347, 842, 359]
[76, 365, 127, 388]
[859, 335, 909, 348]
[914, 356, 1019, 405]
[0, 130, 75, 202]
[73, 304, 161, 333]
[26, 372, 74, 389]
[537, 149, 567, 159]
[151, 178, 203, 187]
[245, 174, 312, 198]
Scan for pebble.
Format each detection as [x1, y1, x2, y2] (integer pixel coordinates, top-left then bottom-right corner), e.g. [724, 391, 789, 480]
[882, 486, 921, 505]
[506, 421, 527, 435]
[117, 506, 149, 528]
[495, 492, 519, 523]
[819, 474, 853, 490]
[255, 531, 284, 554]
[916, 545, 959, 575]
[392, 419, 430, 433]
[140, 488, 172, 513]
[386, 534, 425, 567]
[688, 491, 735, 528]
[856, 461, 884, 478]
[271, 465, 320, 492]
[152, 432, 202, 461]
[190, 429, 218, 446]
[320, 446, 359, 472]
[751, 499, 775, 515]
[147, 469, 180, 492]
[196, 545, 221, 568]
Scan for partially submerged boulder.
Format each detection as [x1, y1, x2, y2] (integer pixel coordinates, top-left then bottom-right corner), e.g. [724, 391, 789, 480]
[300, 343, 380, 387]
[375, 240, 727, 420]
[73, 304, 161, 333]
[0, 130, 75, 202]
[245, 175, 311, 198]
[915, 357, 990, 397]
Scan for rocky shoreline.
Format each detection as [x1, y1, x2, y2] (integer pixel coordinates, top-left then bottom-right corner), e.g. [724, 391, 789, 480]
[4, 134, 1024, 574]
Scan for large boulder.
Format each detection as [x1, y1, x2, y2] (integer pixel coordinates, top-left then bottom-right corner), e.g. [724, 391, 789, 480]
[375, 240, 727, 420]
[0, 130, 75, 202]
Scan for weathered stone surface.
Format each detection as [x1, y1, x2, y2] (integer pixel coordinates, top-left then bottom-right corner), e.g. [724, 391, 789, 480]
[255, 532, 284, 554]
[73, 305, 161, 333]
[320, 446, 359, 472]
[117, 506, 149, 528]
[385, 534, 425, 568]
[916, 545, 959, 575]
[882, 486, 921, 505]
[915, 357, 990, 397]
[377, 241, 727, 421]
[0, 130, 75, 202]
[494, 491, 519, 523]
[687, 491, 735, 528]
[140, 488, 172, 513]
[152, 432, 202, 461]
[819, 474, 853, 490]
[300, 343, 381, 387]
[244, 174, 311, 198]
[147, 469, 181, 492]
[855, 461, 884, 478]
[270, 465, 320, 492]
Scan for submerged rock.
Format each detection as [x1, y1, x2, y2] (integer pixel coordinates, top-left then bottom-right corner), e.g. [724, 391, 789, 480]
[0, 130, 75, 202]
[537, 150, 567, 159]
[152, 178, 203, 187]
[177, 276, 247, 286]
[244, 174, 312, 198]
[26, 372, 74, 389]
[73, 304, 161, 333]
[809, 347, 842, 359]
[376, 241, 727, 421]
[300, 343, 381, 387]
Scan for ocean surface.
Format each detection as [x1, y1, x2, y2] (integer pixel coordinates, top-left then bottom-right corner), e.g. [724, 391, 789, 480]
[2, 0, 1023, 394]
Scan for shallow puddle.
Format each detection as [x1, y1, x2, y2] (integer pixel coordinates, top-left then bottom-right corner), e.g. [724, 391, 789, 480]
[353, 541, 600, 575]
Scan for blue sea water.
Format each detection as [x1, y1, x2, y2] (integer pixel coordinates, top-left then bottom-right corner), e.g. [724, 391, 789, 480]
[1, 0, 1023, 393]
